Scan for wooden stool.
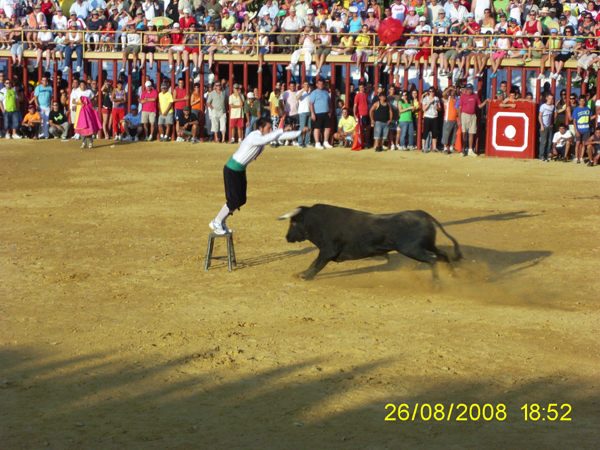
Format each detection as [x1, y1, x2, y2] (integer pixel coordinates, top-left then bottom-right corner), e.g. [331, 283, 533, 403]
[204, 232, 237, 272]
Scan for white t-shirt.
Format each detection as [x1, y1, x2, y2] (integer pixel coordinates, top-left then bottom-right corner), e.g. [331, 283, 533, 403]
[281, 90, 299, 116]
[297, 89, 311, 114]
[391, 2, 406, 22]
[539, 103, 555, 128]
[422, 96, 440, 119]
[552, 130, 573, 145]
[38, 31, 54, 43]
[52, 15, 68, 30]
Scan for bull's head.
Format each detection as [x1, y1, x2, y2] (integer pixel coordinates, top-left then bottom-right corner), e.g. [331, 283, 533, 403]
[277, 207, 309, 243]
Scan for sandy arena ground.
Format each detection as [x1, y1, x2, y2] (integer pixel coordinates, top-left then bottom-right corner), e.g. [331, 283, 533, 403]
[1, 138, 599, 449]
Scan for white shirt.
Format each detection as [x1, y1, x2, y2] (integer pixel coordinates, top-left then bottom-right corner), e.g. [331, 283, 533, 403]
[127, 32, 141, 45]
[297, 88, 311, 113]
[231, 129, 301, 166]
[391, 2, 406, 21]
[446, 3, 468, 22]
[70, 87, 92, 110]
[553, 130, 573, 144]
[38, 31, 53, 43]
[52, 14, 68, 30]
[281, 15, 304, 31]
[0, 0, 15, 17]
[142, 1, 156, 20]
[258, 3, 279, 18]
[281, 89, 299, 115]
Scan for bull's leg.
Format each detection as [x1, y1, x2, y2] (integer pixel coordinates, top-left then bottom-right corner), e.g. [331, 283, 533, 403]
[399, 247, 440, 282]
[298, 250, 336, 280]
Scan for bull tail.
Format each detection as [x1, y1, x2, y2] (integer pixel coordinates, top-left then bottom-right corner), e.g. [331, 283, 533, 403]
[425, 213, 464, 261]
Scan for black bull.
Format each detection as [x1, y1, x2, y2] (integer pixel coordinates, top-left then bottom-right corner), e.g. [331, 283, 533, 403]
[278, 204, 463, 280]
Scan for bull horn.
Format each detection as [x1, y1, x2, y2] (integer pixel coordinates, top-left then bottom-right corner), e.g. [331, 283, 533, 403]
[277, 208, 303, 220]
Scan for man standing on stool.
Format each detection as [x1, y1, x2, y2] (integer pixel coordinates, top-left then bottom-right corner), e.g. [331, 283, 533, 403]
[210, 118, 302, 235]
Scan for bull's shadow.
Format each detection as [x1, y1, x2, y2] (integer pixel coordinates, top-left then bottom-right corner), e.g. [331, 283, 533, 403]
[313, 245, 552, 281]
[441, 210, 541, 227]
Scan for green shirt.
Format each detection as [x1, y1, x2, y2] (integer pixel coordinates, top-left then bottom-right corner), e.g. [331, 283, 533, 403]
[399, 101, 413, 122]
[0, 88, 17, 112]
[493, 0, 510, 17]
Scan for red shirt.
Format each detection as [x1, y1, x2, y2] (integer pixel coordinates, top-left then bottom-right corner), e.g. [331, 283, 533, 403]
[140, 88, 158, 113]
[173, 87, 187, 110]
[172, 31, 183, 45]
[179, 16, 196, 29]
[458, 93, 479, 115]
[354, 92, 369, 116]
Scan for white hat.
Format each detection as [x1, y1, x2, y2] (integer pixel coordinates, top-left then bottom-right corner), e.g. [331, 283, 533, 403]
[349, 6, 358, 13]
[438, 27, 446, 33]
[422, 24, 431, 31]
[307, 8, 314, 14]
[248, 92, 255, 98]
[173, 23, 180, 28]
[259, 28, 266, 33]
[367, 8, 374, 12]
[419, 16, 426, 21]
[145, 81, 152, 87]
[515, 30, 523, 35]
[183, 8, 191, 13]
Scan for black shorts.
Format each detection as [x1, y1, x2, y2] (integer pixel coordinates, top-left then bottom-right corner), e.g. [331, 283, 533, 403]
[142, 45, 156, 53]
[423, 117, 439, 140]
[128, 127, 138, 136]
[313, 112, 331, 130]
[285, 114, 299, 127]
[555, 52, 573, 63]
[224, 165, 247, 212]
[359, 115, 370, 127]
[577, 131, 590, 142]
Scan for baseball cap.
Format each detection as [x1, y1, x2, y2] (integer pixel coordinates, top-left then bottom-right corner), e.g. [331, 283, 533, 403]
[28, 104, 36, 109]
[438, 27, 446, 33]
[183, 8, 191, 13]
[307, 8, 314, 14]
[500, 27, 507, 32]
[466, 83, 474, 89]
[367, 8, 374, 12]
[248, 92, 255, 98]
[243, 11, 249, 15]
[466, 12, 474, 17]
[419, 16, 426, 21]
[145, 81, 152, 87]
[264, 10, 270, 15]
[422, 24, 431, 31]
[57, 6, 63, 11]
[348, 6, 357, 12]
[0, 9, 4, 13]
[550, 28, 558, 33]
[233, 83, 240, 88]
[516, 30, 523, 35]
[496, 90, 504, 95]
[534, 32, 541, 36]
[183, 105, 191, 111]
[70, 11, 77, 15]
[223, 8, 229, 13]
[408, 6, 415, 11]
[549, 7, 556, 12]
[173, 23, 180, 28]
[131, 105, 138, 110]
[161, 83, 168, 89]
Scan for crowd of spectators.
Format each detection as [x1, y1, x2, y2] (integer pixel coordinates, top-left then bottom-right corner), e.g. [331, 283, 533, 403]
[2, 67, 600, 165]
[2, 0, 600, 84]
[1, 0, 600, 164]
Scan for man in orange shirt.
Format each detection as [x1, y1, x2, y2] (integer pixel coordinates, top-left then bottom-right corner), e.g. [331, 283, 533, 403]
[441, 85, 459, 154]
[21, 105, 42, 140]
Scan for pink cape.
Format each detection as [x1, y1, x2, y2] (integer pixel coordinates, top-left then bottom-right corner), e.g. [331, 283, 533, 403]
[75, 96, 102, 136]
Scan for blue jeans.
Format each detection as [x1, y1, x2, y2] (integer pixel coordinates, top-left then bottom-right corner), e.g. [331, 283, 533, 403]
[245, 116, 258, 136]
[64, 44, 83, 70]
[298, 112, 311, 146]
[399, 120, 415, 148]
[4, 111, 20, 131]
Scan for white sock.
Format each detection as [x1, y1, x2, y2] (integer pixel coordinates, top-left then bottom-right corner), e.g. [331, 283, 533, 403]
[215, 204, 230, 223]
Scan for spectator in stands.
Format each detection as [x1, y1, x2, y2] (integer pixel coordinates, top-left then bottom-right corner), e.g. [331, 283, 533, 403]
[0, 79, 21, 139]
[259, 0, 279, 20]
[111, 79, 126, 139]
[167, 23, 185, 74]
[158, 82, 174, 142]
[552, 123, 573, 161]
[421, 87, 441, 153]
[176, 105, 198, 142]
[354, 24, 372, 77]
[539, 93, 556, 162]
[63, 22, 84, 73]
[34, 22, 54, 70]
[70, 0, 93, 20]
[258, 11, 276, 53]
[441, 86, 459, 153]
[86, 9, 104, 51]
[244, 91, 260, 136]
[120, 24, 141, 73]
[229, 83, 245, 144]
[571, 95, 592, 164]
[309, 78, 333, 149]
[21, 104, 41, 139]
[206, 80, 227, 143]
[286, 25, 315, 73]
[49, 99, 70, 141]
[139, 80, 158, 141]
[278, 6, 304, 52]
[118, 106, 143, 141]
[585, 128, 600, 166]
[334, 107, 356, 147]
[370, 92, 393, 152]
[314, 23, 331, 75]
[34, 76, 52, 139]
[457, 83, 489, 156]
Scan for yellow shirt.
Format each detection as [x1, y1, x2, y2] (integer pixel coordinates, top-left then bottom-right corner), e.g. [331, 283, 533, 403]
[355, 34, 370, 49]
[338, 115, 356, 133]
[159, 91, 174, 114]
